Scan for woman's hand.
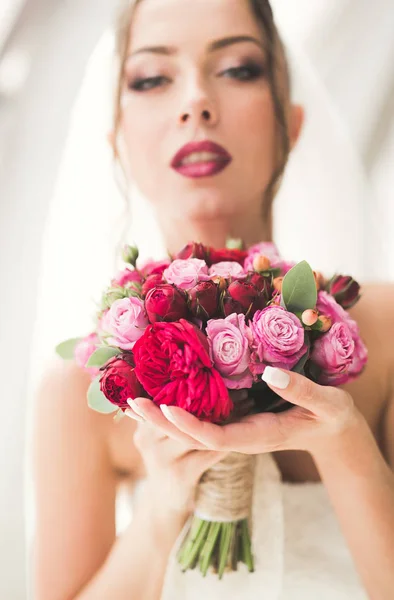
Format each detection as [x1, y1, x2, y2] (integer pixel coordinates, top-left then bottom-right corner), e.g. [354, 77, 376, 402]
[127, 367, 361, 456]
[127, 418, 229, 519]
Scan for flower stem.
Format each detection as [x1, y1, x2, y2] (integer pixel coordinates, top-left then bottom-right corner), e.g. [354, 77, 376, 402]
[199, 521, 221, 576]
[241, 518, 254, 572]
[179, 520, 210, 571]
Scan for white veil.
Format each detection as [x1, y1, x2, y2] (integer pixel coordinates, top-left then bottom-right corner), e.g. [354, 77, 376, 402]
[24, 18, 372, 594]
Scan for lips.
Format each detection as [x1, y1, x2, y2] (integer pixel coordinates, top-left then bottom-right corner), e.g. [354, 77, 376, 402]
[171, 140, 232, 179]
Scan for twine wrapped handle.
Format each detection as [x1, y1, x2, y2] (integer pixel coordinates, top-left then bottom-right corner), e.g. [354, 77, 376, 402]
[195, 452, 257, 522]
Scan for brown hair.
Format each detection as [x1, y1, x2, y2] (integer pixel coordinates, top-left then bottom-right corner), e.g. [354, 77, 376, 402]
[112, 0, 291, 229]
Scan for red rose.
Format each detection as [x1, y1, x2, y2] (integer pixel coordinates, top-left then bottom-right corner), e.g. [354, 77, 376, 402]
[327, 275, 361, 309]
[99, 354, 143, 411]
[140, 259, 171, 278]
[145, 284, 189, 323]
[141, 273, 164, 297]
[223, 280, 266, 318]
[247, 272, 273, 296]
[189, 280, 220, 320]
[133, 319, 232, 422]
[208, 247, 248, 266]
[175, 242, 209, 262]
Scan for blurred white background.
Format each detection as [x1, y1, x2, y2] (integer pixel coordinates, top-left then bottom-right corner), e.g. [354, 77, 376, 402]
[0, 0, 393, 597]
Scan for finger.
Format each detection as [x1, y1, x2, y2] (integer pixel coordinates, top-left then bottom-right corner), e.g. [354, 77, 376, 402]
[128, 397, 208, 450]
[182, 449, 229, 482]
[261, 366, 341, 418]
[155, 436, 203, 462]
[135, 420, 168, 442]
[125, 408, 144, 423]
[160, 404, 279, 451]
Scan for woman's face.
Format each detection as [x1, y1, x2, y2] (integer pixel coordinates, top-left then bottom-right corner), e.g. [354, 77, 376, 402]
[119, 0, 291, 224]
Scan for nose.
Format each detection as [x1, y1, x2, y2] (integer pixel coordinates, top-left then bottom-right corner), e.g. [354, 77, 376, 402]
[178, 76, 219, 128]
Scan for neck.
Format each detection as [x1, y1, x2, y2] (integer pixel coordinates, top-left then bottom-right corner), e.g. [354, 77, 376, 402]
[157, 209, 273, 255]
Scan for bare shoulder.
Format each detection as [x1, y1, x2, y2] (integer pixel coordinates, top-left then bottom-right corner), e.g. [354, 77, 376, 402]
[342, 281, 394, 440]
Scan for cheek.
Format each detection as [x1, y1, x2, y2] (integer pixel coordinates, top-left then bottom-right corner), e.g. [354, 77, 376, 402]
[121, 109, 167, 188]
[234, 93, 276, 174]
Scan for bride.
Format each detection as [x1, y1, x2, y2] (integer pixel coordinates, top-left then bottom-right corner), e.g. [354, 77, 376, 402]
[30, 0, 394, 598]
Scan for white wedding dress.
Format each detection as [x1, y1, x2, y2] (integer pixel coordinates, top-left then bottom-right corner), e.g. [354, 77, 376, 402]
[116, 452, 367, 599]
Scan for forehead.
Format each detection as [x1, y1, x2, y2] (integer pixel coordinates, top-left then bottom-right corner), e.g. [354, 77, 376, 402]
[128, 0, 265, 52]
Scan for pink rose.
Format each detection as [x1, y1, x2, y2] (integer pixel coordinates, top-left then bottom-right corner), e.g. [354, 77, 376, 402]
[163, 258, 209, 290]
[250, 306, 307, 374]
[244, 242, 282, 272]
[280, 261, 297, 275]
[316, 290, 350, 324]
[208, 261, 246, 280]
[206, 313, 253, 389]
[311, 322, 356, 385]
[345, 319, 368, 380]
[111, 268, 142, 288]
[101, 297, 149, 350]
[314, 291, 368, 383]
[74, 333, 100, 378]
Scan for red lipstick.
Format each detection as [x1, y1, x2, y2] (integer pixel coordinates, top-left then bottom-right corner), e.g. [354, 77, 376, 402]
[171, 140, 232, 179]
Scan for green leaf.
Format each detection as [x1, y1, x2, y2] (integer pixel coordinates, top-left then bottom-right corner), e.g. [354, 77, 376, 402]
[282, 261, 317, 313]
[225, 237, 244, 250]
[86, 346, 119, 367]
[291, 350, 310, 375]
[55, 337, 82, 360]
[87, 376, 118, 414]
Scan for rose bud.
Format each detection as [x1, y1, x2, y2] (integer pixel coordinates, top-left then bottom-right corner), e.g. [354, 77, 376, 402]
[189, 280, 220, 320]
[99, 354, 143, 412]
[273, 277, 284, 293]
[316, 315, 333, 332]
[121, 244, 139, 267]
[302, 309, 319, 327]
[223, 280, 265, 318]
[145, 284, 189, 323]
[328, 275, 361, 309]
[252, 254, 271, 272]
[210, 275, 228, 292]
[248, 272, 273, 296]
[141, 273, 164, 297]
[176, 242, 209, 262]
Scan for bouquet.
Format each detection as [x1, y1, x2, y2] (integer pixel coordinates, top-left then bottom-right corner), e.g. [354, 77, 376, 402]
[56, 239, 367, 579]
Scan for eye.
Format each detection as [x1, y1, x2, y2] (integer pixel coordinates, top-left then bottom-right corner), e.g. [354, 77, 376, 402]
[127, 75, 169, 92]
[222, 63, 264, 81]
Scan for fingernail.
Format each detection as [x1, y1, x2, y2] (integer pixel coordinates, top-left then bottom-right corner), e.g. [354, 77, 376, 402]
[261, 366, 290, 389]
[127, 398, 145, 418]
[125, 409, 144, 423]
[160, 404, 177, 424]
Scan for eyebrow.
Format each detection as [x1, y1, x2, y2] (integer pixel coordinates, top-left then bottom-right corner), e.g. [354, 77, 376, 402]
[126, 35, 265, 61]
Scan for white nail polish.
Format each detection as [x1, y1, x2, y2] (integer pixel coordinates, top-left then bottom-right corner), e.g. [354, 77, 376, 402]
[125, 409, 144, 423]
[160, 404, 177, 424]
[127, 399, 145, 418]
[261, 366, 290, 389]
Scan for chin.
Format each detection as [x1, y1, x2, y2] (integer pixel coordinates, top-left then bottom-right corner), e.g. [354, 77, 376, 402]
[172, 191, 238, 221]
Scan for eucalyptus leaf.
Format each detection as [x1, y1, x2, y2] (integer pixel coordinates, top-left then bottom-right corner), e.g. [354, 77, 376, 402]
[291, 350, 310, 375]
[55, 337, 82, 360]
[87, 376, 118, 414]
[282, 261, 317, 313]
[86, 346, 119, 368]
